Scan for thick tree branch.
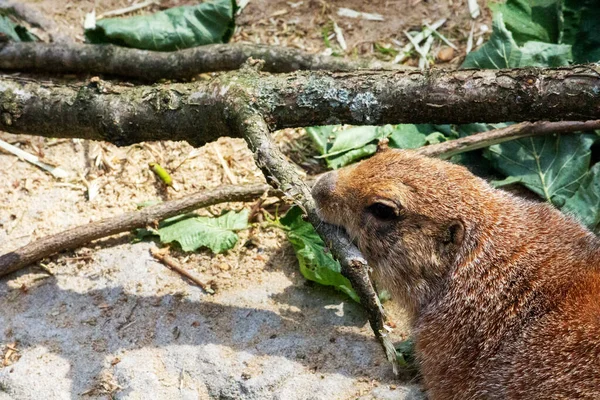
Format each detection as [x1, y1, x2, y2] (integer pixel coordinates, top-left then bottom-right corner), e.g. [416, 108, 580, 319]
[1, 66, 600, 146]
[0, 183, 275, 277]
[0, 42, 396, 80]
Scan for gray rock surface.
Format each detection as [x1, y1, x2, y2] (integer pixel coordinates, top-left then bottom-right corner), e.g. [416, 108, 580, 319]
[0, 242, 424, 399]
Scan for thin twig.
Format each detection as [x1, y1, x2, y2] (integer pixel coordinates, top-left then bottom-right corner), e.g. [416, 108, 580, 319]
[393, 18, 445, 64]
[0, 138, 69, 178]
[417, 120, 600, 158]
[213, 144, 238, 185]
[98, 0, 158, 19]
[466, 22, 475, 54]
[425, 22, 457, 50]
[150, 246, 214, 294]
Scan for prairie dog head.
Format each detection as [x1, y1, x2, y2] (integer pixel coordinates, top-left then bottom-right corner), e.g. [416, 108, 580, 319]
[312, 149, 493, 312]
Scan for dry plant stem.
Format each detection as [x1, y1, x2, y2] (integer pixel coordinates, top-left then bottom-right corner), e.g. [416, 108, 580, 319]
[2, 66, 600, 146]
[417, 120, 600, 159]
[149, 247, 214, 294]
[0, 42, 396, 81]
[0, 183, 275, 277]
[236, 109, 397, 370]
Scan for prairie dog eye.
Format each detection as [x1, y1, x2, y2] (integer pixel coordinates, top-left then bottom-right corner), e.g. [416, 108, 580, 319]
[366, 201, 399, 221]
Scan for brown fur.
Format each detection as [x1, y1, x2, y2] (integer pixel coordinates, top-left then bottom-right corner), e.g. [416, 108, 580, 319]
[312, 149, 600, 399]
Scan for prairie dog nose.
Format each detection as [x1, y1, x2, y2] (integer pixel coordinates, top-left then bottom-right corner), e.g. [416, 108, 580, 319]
[311, 171, 338, 207]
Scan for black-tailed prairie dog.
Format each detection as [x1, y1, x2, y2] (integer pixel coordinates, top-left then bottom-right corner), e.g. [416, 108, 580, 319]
[312, 149, 600, 400]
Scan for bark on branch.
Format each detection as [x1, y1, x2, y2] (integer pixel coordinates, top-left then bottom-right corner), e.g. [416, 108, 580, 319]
[1, 65, 600, 147]
[0, 42, 396, 80]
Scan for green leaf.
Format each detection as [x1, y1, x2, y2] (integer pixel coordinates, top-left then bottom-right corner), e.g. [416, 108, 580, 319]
[0, 14, 37, 42]
[424, 132, 449, 145]
[305, 123, 457, 170]
[374, 42, 399, 57]
[461, 13, 570, 69]
[395, 338, 416, 369]
[325, 144, 378, 170]
[323, 125, 392, 158]
[462, 14, 520, 69]
[305, 125, 336, 155]
[518, 41, 572, 67]
[388, 124, 429, 149]
[132, 227, 160, 243]
[158, 209, 249, 253]
[456, 123, 492, 137]
[279, 206, 359, 302]
[448, 123, 506, 178]
[490, 176, 522, 188]
[562, 163, 600, 230]
[490, 0, 561, 45]
[486, 134, 598, 207]
[85, 0, 235, 51]
[311, 125, 394, 169]
[562, 0, 600, 63]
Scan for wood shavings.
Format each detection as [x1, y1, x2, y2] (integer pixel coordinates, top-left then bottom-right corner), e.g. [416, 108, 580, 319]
[2, 342, 20, 367]
[337, 7, 384, 21]
[393, 18, 445, 64]
[0, 138, 68, 179]
[331, 19, 347, 51]
[468, 0, 481, 19]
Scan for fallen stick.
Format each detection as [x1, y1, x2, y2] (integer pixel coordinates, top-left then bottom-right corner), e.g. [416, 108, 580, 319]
[149, 246, 214, 294]
[416, 120, 600, 158]
[98, 0, 158, 19]
[0, 42, 400, 81]
[0, 183, 277, 277]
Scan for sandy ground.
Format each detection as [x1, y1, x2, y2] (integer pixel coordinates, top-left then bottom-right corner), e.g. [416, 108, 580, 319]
[0, 0, 489, 398]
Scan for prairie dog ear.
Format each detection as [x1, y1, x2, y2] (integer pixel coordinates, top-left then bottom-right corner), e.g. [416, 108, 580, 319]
[443, 220, 465, 247]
